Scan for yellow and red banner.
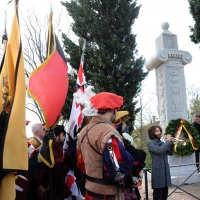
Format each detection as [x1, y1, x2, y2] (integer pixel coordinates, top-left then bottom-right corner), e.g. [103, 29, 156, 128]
[28, 12, 69, 131]
[28, 11, 68, 168]
[0, 0, 28, 199]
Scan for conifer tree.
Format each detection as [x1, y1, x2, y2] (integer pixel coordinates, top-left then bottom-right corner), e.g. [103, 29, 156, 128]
[61, 0, 148, 131]
[188, 0, 200, 44]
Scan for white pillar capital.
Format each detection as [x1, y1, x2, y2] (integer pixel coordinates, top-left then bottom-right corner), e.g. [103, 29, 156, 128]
[146, 49, 192, 71]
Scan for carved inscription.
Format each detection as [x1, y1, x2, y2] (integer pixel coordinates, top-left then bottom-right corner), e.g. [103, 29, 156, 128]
[157, 68, 166, 129]
[169, 69, 182, 117]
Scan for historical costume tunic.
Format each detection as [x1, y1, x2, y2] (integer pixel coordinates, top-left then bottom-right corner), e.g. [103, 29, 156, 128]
[77, 115, 124, 197]
[39, 140, 71, 199]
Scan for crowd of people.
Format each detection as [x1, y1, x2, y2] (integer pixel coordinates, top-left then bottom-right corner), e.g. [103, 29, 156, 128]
[14, 91, 148, 200]
[15, 91, 200, 200]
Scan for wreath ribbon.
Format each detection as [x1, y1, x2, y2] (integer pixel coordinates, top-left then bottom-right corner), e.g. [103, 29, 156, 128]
[174, 119, 199, 152]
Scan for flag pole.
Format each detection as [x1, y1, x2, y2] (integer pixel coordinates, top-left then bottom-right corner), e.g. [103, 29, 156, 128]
[49, 3, 53, 200]
[80, 39, 86, 65]
[2, 0, 14, 54]
[50, 0, 52, 13]
[2, 9, 8, 54]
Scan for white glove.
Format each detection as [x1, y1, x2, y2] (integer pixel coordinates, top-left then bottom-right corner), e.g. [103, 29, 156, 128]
[132, 176, 139, 184]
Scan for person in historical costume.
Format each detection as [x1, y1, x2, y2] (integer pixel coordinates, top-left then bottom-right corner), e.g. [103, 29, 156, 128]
[193, 115, 200, 171]
[15, 122, 46, 200]
[27, 123, 47, 200]
[77, 92, 134, 200]
[28, 123, 46, 149]
[38, 125, 71, 200]
[63, 116, 90, 199]
[147, 125, 174, 200]
[113, 111, 146, 200]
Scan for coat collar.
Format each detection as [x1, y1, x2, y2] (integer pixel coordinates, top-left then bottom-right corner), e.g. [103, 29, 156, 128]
[91, 115, 112, 125]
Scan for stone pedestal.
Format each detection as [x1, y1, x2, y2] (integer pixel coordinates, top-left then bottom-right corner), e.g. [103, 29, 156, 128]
[145, 22, 199, 185]
[169, 153, 200, 185]
[147, 153, 200, 185]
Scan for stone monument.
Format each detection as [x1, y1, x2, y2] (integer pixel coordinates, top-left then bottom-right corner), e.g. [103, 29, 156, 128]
[145, 22, 199, 185]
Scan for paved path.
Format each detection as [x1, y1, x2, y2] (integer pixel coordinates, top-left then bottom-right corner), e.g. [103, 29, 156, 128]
[139, 180, 200, 200]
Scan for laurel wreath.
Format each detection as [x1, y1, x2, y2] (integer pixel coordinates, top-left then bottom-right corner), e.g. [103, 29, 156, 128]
[165, 118, 200, 156]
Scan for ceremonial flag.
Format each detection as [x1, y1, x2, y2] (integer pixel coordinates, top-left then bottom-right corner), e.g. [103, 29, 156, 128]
[28, 11, 69, 130]
[63, 40, 86, 199]
[28, 11, 68, 168]
[0, 0, 28, 199]
[63, 39, 86, 151]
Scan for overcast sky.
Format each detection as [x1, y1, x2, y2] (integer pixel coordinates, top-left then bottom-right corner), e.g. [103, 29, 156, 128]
[0, 0, 199, 137]
[134, 0, 199, 85]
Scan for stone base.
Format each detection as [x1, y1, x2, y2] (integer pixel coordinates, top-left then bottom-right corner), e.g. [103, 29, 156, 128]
[146, 153, 200, 186]
[171, 173, 200, 185]
[169, 153, 196, 176]
[146, 171, 200, 187]
[169, 153, 200, 185]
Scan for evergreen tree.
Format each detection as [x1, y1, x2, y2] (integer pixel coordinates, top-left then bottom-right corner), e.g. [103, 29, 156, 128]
[187, 85, 200, 122]
[188, 0, 200, 44]
[61, 0, 148, 131]
[61, 72, 76, 121]
[188, 94, 200, 122]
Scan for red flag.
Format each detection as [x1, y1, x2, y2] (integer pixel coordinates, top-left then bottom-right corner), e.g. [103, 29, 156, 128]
[28, 12, 68, 130]
[76, 39, 86, 92]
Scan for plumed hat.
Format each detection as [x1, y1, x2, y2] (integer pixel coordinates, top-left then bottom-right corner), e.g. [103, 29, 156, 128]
[114, 111, 130, 125]
[54, 125, 66, 136]
[90, 92, 123, 112]
[79, 89, 123, 116]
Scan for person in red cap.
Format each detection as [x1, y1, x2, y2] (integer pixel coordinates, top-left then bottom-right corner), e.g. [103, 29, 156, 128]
[77, 92, 134, 200]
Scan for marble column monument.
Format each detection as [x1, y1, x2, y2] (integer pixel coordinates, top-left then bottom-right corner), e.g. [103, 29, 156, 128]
[145, 22, 199, 185]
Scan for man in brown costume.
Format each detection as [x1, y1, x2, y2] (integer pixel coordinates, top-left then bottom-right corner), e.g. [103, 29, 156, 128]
[77, 92, 134, 200]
